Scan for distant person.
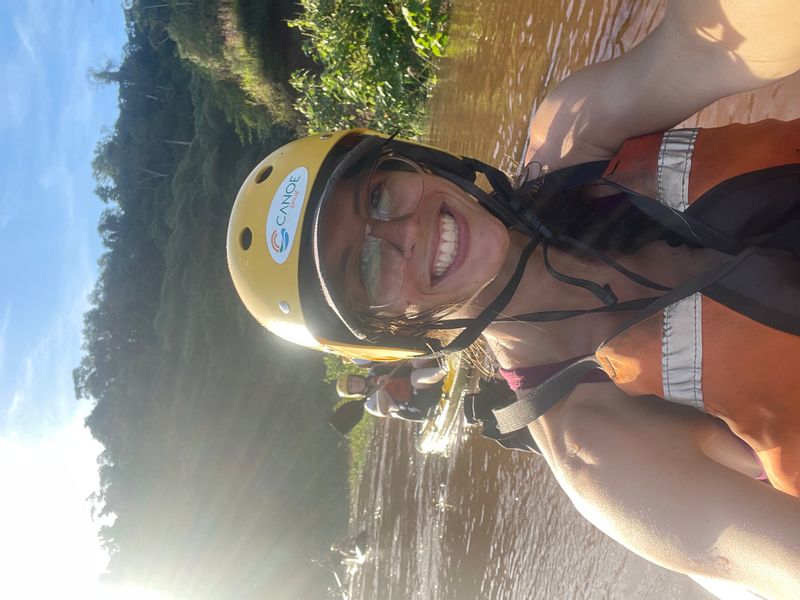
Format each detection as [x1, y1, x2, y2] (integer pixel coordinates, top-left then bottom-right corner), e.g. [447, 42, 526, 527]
[336, 364, 442, 422]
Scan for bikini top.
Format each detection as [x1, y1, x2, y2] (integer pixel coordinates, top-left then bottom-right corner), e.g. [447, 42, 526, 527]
[498, 358, 610, 390]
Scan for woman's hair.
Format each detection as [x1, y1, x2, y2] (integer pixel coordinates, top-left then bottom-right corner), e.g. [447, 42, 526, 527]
[521, 177, 682, 254]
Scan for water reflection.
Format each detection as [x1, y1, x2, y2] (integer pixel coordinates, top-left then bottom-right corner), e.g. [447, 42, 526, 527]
[344, 0, 800, 597]
[427, 0, 665, 175]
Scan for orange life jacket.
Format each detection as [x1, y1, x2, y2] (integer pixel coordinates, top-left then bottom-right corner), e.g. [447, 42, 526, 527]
[493, 119, 800, 497]
[381, 377, 413, 404]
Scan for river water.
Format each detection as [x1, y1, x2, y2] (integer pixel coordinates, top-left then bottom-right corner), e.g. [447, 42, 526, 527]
[344, 1, 800, 598]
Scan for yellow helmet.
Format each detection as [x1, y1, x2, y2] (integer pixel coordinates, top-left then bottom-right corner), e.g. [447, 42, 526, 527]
[335, 374, 367, 398]
[226, 127, 522, 361]
[227, 129, 429, 361]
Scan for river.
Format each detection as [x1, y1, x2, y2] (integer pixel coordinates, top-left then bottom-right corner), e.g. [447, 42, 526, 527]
[343, 1, 800, 598]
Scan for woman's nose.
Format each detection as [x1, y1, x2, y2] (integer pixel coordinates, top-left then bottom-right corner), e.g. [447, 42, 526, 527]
[368, 217, 420, 255]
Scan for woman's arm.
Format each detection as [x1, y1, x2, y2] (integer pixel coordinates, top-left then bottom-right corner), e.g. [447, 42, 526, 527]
[410, 366, 446, 389]
[531, 383, 800, 599]
[527, 0, 800, 171]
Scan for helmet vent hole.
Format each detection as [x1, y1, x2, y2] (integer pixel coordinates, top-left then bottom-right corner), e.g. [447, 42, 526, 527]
[239, 228, 253, 250]
[255, 165, 273, 184]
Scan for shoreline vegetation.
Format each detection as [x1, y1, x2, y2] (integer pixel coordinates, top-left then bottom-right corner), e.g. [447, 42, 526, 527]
[76, 0, 450, 597]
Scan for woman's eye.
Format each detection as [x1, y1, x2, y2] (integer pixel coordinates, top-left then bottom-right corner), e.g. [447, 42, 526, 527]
[369, 181, 391, 219]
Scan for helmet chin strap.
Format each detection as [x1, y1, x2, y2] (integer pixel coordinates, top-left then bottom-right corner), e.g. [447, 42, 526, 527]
[319, 135, 671, 358]
[410, 153, 671, 356]
[434, 236, 540, 355]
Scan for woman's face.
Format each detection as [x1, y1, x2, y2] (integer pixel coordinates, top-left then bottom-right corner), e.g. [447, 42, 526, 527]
[347, 376, 367, 395]
[318, 159, 510, 320]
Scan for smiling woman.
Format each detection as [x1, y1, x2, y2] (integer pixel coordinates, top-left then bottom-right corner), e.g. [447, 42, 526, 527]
[227, 1, 800, 596]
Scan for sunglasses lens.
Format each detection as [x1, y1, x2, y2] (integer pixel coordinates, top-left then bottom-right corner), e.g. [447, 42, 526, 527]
[367, 157, 423, 221]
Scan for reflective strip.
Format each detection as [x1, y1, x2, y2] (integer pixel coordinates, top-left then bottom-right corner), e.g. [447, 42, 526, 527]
[662, 293, 703, 410]
[656, 128, 699, 211]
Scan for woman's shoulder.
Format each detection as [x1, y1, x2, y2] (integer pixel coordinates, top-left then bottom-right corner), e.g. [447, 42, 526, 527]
[531, 382, 696, 476]
[532, 379, 757, 476]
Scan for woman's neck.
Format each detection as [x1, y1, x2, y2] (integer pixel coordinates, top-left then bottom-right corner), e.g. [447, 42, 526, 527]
[465, 229, 729, 369]
[473, 230, 594, 368]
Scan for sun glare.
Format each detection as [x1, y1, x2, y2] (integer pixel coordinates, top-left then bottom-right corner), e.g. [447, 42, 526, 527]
[0, 404, 170, 599]
[97, 585, 173, 600]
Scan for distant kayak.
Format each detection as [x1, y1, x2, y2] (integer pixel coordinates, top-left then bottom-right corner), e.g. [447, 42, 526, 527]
[415, 353, 481, 455]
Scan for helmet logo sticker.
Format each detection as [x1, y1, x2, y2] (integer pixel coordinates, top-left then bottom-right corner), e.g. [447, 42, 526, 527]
[266, 167, 308, 264]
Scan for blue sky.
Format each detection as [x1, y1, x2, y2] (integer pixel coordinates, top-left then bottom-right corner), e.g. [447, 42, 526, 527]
[0, 1, 152, 596]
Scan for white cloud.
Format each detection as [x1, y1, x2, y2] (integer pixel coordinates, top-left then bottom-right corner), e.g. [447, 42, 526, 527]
[0, 400, 110, 596]
[0, 305, 11, 380]
[5, 289, 92, 431]
[13, 14, 36, 60]
[6, 356, 33, 421]
[7, 391, 26, 421]
[40, 161, 78, 227]
[0, 61, 34, 131]
[0, 1, 48, 133]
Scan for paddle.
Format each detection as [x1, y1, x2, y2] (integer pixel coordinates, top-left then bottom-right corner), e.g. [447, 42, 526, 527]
[328, 399, 366, 436]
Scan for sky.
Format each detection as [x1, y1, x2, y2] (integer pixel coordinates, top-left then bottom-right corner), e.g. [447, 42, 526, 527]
[0, 1, 164, 597]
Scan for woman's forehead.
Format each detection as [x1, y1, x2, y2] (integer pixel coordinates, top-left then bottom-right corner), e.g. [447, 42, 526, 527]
[324, 172, 361, 220]
[319, 176, 359, 257]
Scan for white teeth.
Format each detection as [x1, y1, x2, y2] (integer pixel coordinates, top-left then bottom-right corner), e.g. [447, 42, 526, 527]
[433, 213, 459, 278]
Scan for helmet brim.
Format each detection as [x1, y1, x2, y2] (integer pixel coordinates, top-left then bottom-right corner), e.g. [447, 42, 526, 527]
[310, 136, 387, 342]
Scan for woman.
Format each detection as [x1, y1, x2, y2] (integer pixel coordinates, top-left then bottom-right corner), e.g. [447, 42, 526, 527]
[228, 1, 800, 597]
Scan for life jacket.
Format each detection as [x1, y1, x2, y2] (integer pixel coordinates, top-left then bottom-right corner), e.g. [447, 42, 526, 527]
[480, 118, 800, 497]
[379, 377, 413, 404]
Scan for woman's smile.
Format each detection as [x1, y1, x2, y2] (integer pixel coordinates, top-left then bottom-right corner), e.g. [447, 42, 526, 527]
[430, 208, 464, 283]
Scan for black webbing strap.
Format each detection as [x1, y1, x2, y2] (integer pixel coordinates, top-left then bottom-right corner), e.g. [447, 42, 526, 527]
[492, 249, 756, 434]
[493, 355, 600, 434]
[500, 297, 656, 324]
[599, 248, 755, 345]
[542, 242, 618, 305]
[437, 237, 540, 354]
[602, 178, 746, 255]
[556, 233, 670, 291]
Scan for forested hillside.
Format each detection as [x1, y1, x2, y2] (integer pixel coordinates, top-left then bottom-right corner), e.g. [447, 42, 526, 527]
[75, 3, 344, 598]
[75, 0, 449, 597]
